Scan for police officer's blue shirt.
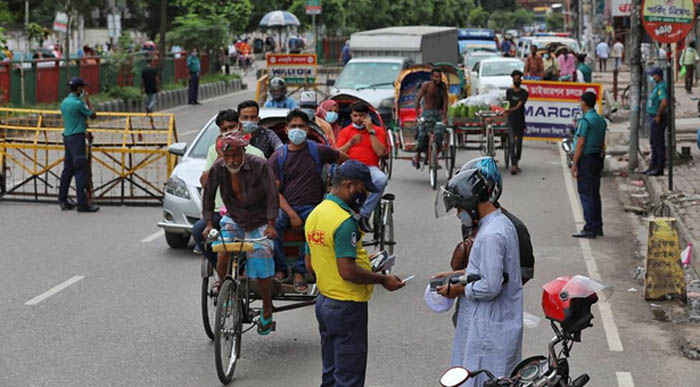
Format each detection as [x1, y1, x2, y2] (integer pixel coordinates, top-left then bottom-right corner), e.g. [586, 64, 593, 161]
[264, 97, 299, 110]
[60, 93, 93, 136]
[187, 54, 200, 74]
[574, 109, 606, 155]
[647, 81, 668, 116]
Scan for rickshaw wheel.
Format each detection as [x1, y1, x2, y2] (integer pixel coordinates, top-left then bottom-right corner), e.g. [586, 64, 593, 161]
[429, 142, 438, 190]
[503, 135, 511, 169]
[379, 200, 395, 257]
[215, 279, 242, 384]
[201, 272, 217, 340]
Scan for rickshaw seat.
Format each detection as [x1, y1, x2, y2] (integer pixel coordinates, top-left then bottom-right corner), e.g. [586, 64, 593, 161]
[399, 108, 417, 125]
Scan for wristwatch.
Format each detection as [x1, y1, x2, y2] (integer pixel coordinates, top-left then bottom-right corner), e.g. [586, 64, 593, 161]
[369, 129, 376, 135]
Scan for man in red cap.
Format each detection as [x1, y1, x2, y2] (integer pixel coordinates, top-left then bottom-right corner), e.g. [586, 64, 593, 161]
[202, 131, 280, 334]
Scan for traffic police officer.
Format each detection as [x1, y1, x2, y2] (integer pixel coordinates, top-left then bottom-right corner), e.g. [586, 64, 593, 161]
[643, 67, 668, 176]
[571, 91, 606, 238]
[304, 160, 404, 387]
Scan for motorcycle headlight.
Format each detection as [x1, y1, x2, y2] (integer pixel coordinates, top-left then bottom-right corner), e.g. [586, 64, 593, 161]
[379, 97, 394, 109]
[165, 177, 191, 199]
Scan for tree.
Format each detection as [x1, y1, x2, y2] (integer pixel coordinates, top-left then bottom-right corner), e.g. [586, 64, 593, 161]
[468, 7, 490, 28]
[25, 23, 50, 49]
[177, 0, 252, 36]
[511, 8, 534, 30]
[288, 0, 346, 34]
[546, 12, 565, 32]
[482, 0, 517, 13]
[432, 0, 475, 27]
[167, 13, 228, 52]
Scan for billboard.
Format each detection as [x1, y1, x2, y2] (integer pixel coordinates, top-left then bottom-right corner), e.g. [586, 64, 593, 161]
[266, 54, 318, 85]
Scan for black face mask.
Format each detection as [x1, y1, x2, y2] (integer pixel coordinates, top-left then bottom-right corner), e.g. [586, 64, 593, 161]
[514, 81, 521, 88]
[349, 185, 368, 213]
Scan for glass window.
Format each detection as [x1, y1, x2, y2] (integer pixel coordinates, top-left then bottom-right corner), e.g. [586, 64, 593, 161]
[335, 62, 402, 90]
[480, 61, 524, 77]
[188, 120, 219, 159]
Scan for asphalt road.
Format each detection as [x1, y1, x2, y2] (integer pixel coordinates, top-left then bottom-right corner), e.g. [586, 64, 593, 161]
[1, 83, 697, 387]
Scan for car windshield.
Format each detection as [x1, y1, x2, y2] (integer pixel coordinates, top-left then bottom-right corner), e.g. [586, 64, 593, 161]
[335, 62, 401, 90]
[481, 61, 523, 77]
[188, 120, 219, 159]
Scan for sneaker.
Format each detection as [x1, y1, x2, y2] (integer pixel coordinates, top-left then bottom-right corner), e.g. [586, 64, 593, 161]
[59, 199, 76, 211]
[76, 203, 100, 213]
[193, 244, 203, 255]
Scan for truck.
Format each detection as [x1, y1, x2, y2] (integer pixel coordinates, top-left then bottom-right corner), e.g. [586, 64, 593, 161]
[331, 26, 459, 125]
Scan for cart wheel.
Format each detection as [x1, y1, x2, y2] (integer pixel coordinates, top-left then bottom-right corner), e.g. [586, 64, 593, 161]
[503, 135, 510, 169]
[429, 142, 438, 190]
[487, 126, 496, 158]
[214, 279, 242, 384]
[201, 272, 217, 340]
[379, 200, 395, 257]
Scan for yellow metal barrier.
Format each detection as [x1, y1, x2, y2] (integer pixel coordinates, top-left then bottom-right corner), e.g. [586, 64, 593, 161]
[0, 108, 178, 205]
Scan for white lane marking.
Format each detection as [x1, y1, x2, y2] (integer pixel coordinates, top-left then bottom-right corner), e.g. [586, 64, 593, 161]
[560, 146, 624, 352]
[25, 276, 84, 306]
[180, 129, 200, 136]
[616, 372, 635, 387]
[142, 230, 165, 243]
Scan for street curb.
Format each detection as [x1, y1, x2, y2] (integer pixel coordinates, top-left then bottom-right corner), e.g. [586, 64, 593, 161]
[639, 153, 700, 279]
[93, 79, 245, 113]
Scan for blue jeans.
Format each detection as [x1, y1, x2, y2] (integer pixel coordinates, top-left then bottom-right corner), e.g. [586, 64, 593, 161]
[577, 154, 603, 233]
[649, 114, 666, 171]
[188, 73, 199, 103]
[273, 204, 316, 274]
[192, 213, 222, 268]
[58, 133, 88, 206]
[316, 294, 368, 387]
[359, 166, 387, 218]
[145, 93, 157, 111]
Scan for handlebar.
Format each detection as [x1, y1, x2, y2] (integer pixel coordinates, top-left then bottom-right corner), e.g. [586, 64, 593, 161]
[206, 229, 268, 244]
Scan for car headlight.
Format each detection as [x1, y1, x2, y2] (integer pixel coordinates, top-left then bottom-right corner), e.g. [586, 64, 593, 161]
[379, 97, 394, 109]
[165, 177, 191, 199]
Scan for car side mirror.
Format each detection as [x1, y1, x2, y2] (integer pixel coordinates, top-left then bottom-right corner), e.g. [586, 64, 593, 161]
[326, 79, 336, 87]
[168, 142, 187, 156]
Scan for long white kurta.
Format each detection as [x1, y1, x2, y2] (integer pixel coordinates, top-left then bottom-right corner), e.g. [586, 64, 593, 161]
[450, 209, 523, 387]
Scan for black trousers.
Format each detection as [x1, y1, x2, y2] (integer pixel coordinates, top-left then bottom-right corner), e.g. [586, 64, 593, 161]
[188, 72, 199, 103]
[509, 125, 524, 166]
[685, 64, 695, 92]
[577, 154, 603, 233]
[58, 133, 88, 205]
[649, 114, 667, 171]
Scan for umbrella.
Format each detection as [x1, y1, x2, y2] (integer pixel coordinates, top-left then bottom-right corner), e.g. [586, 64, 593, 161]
[259, 10, 300, 27]
[259, 10, 301, 53]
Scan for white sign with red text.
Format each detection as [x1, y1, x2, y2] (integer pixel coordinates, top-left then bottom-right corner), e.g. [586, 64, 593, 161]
[266, 54, 317, 85]
[612, 0, 632, 17]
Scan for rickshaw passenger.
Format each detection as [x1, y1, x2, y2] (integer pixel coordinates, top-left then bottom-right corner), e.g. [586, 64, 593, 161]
[413, 68, 448, 169]
[202, 131, 279, 335]
[336, 102, 388, 232]
[238, 100, 283, 158]
[315, 100, 341, 147]
[268, 109, 349, 290]
[264, 77, 299, 110]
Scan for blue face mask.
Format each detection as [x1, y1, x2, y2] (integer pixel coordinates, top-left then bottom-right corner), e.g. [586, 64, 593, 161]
[325, 111, 338, 124]
[287, 128, 307, 145]
[352, 122, 365, 130]
[241, 121, 258, 134]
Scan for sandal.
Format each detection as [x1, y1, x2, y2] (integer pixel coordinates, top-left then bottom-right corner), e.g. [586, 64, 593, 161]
[257, 314, 275, 335]
[293, 273, 308, 293]
[274, 271, 288, 282]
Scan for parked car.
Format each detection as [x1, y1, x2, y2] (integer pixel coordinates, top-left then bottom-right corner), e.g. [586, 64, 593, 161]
[469, 57, 524, 97]
[157, 108, 290, 248]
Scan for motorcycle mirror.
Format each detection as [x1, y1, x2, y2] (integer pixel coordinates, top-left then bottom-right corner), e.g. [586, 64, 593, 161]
[439, 367, 470, 387]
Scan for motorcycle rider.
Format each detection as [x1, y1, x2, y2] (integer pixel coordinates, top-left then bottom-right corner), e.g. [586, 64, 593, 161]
[433, 167, 523, 387]
[264, 77, 299, 110]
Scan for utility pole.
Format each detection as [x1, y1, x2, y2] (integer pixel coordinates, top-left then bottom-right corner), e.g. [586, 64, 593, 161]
[628, 0, 643, 171]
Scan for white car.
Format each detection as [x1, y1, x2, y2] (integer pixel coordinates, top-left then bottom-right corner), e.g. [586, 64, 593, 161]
[157, 108, 290, 248]
[469, 57, 525, 97]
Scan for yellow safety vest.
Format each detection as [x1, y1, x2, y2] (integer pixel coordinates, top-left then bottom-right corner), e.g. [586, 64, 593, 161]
[305, 197, 374, 302]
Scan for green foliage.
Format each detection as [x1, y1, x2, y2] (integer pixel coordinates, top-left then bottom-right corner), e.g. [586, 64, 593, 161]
[488, 9, 533, 32]
[432, 0, 476, 27]
[482, 0, 517, 13]
[107, 86, 143, 103]
[167, 13, 228, 51]
[468, 7, 490, 28]
[25, 23, 50, 47]
[0, 27, 8, 51]
[178, 0, 252, 35]
[545, 12, 565, 32]
[0, 2, 14, 26]
[288, 0, 346, 34]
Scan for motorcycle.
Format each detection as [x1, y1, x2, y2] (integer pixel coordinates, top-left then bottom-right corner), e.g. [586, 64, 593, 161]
[561, 126, 575, 169]
[438, 275, 613, 387]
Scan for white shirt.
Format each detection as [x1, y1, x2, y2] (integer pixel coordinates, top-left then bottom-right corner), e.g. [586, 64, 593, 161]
[613, 42, 624, 58]
[596, 42, 610, 59]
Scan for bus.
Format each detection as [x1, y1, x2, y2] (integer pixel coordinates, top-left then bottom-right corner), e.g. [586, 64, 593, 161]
[457, 28, 499, 56]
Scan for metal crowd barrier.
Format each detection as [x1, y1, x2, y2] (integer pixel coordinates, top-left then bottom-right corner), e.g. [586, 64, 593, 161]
[0, 108, 178, 205]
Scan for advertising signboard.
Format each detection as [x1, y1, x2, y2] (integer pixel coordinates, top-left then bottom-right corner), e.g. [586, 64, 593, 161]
[642, 0, 695, 43]
[266, 54, 318, 85]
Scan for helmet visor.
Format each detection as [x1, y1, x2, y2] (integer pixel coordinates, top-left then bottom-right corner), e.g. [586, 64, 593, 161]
[560, 275, 614, 303]
[435, 186, 460, 219]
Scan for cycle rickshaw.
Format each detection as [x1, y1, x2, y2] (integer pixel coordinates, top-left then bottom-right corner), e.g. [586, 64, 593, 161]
[393, 65, 456, 189]
[433, 62, 468, 102]
[449, 101, 510, 168]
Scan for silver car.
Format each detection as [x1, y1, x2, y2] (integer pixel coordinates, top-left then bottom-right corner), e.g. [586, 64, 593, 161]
[158, 108, 290, 248]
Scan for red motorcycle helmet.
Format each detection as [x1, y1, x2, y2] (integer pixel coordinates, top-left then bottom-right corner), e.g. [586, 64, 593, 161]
[542, 275, 610, 335]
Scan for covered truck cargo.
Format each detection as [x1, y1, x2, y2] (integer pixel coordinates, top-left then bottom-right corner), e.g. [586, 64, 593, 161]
[349, 26, 459, 65]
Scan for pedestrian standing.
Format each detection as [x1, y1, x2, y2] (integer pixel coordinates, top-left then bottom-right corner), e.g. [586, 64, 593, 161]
[58, 77, 99, 212]
[596, 40, 610, 72]
[524, 45, 544, 79]
[612, 39, 624, 71]
[340, 40, 351, 65]
[643, 68, 669, 176]
[141, 60, 159, 113]
[680, 42, 699, 93]
[542, 46, 559, 81]
[571, 92, 606, 239]
[576, 54, 592, 83]
[305, 160, 405, 387]
[504, 70, 528, 175]
[557, 47, 576, 81]
[187, 49, 201, 105]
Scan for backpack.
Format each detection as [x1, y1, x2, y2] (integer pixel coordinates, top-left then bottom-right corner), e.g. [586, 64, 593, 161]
[277, 141, 321, 189]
